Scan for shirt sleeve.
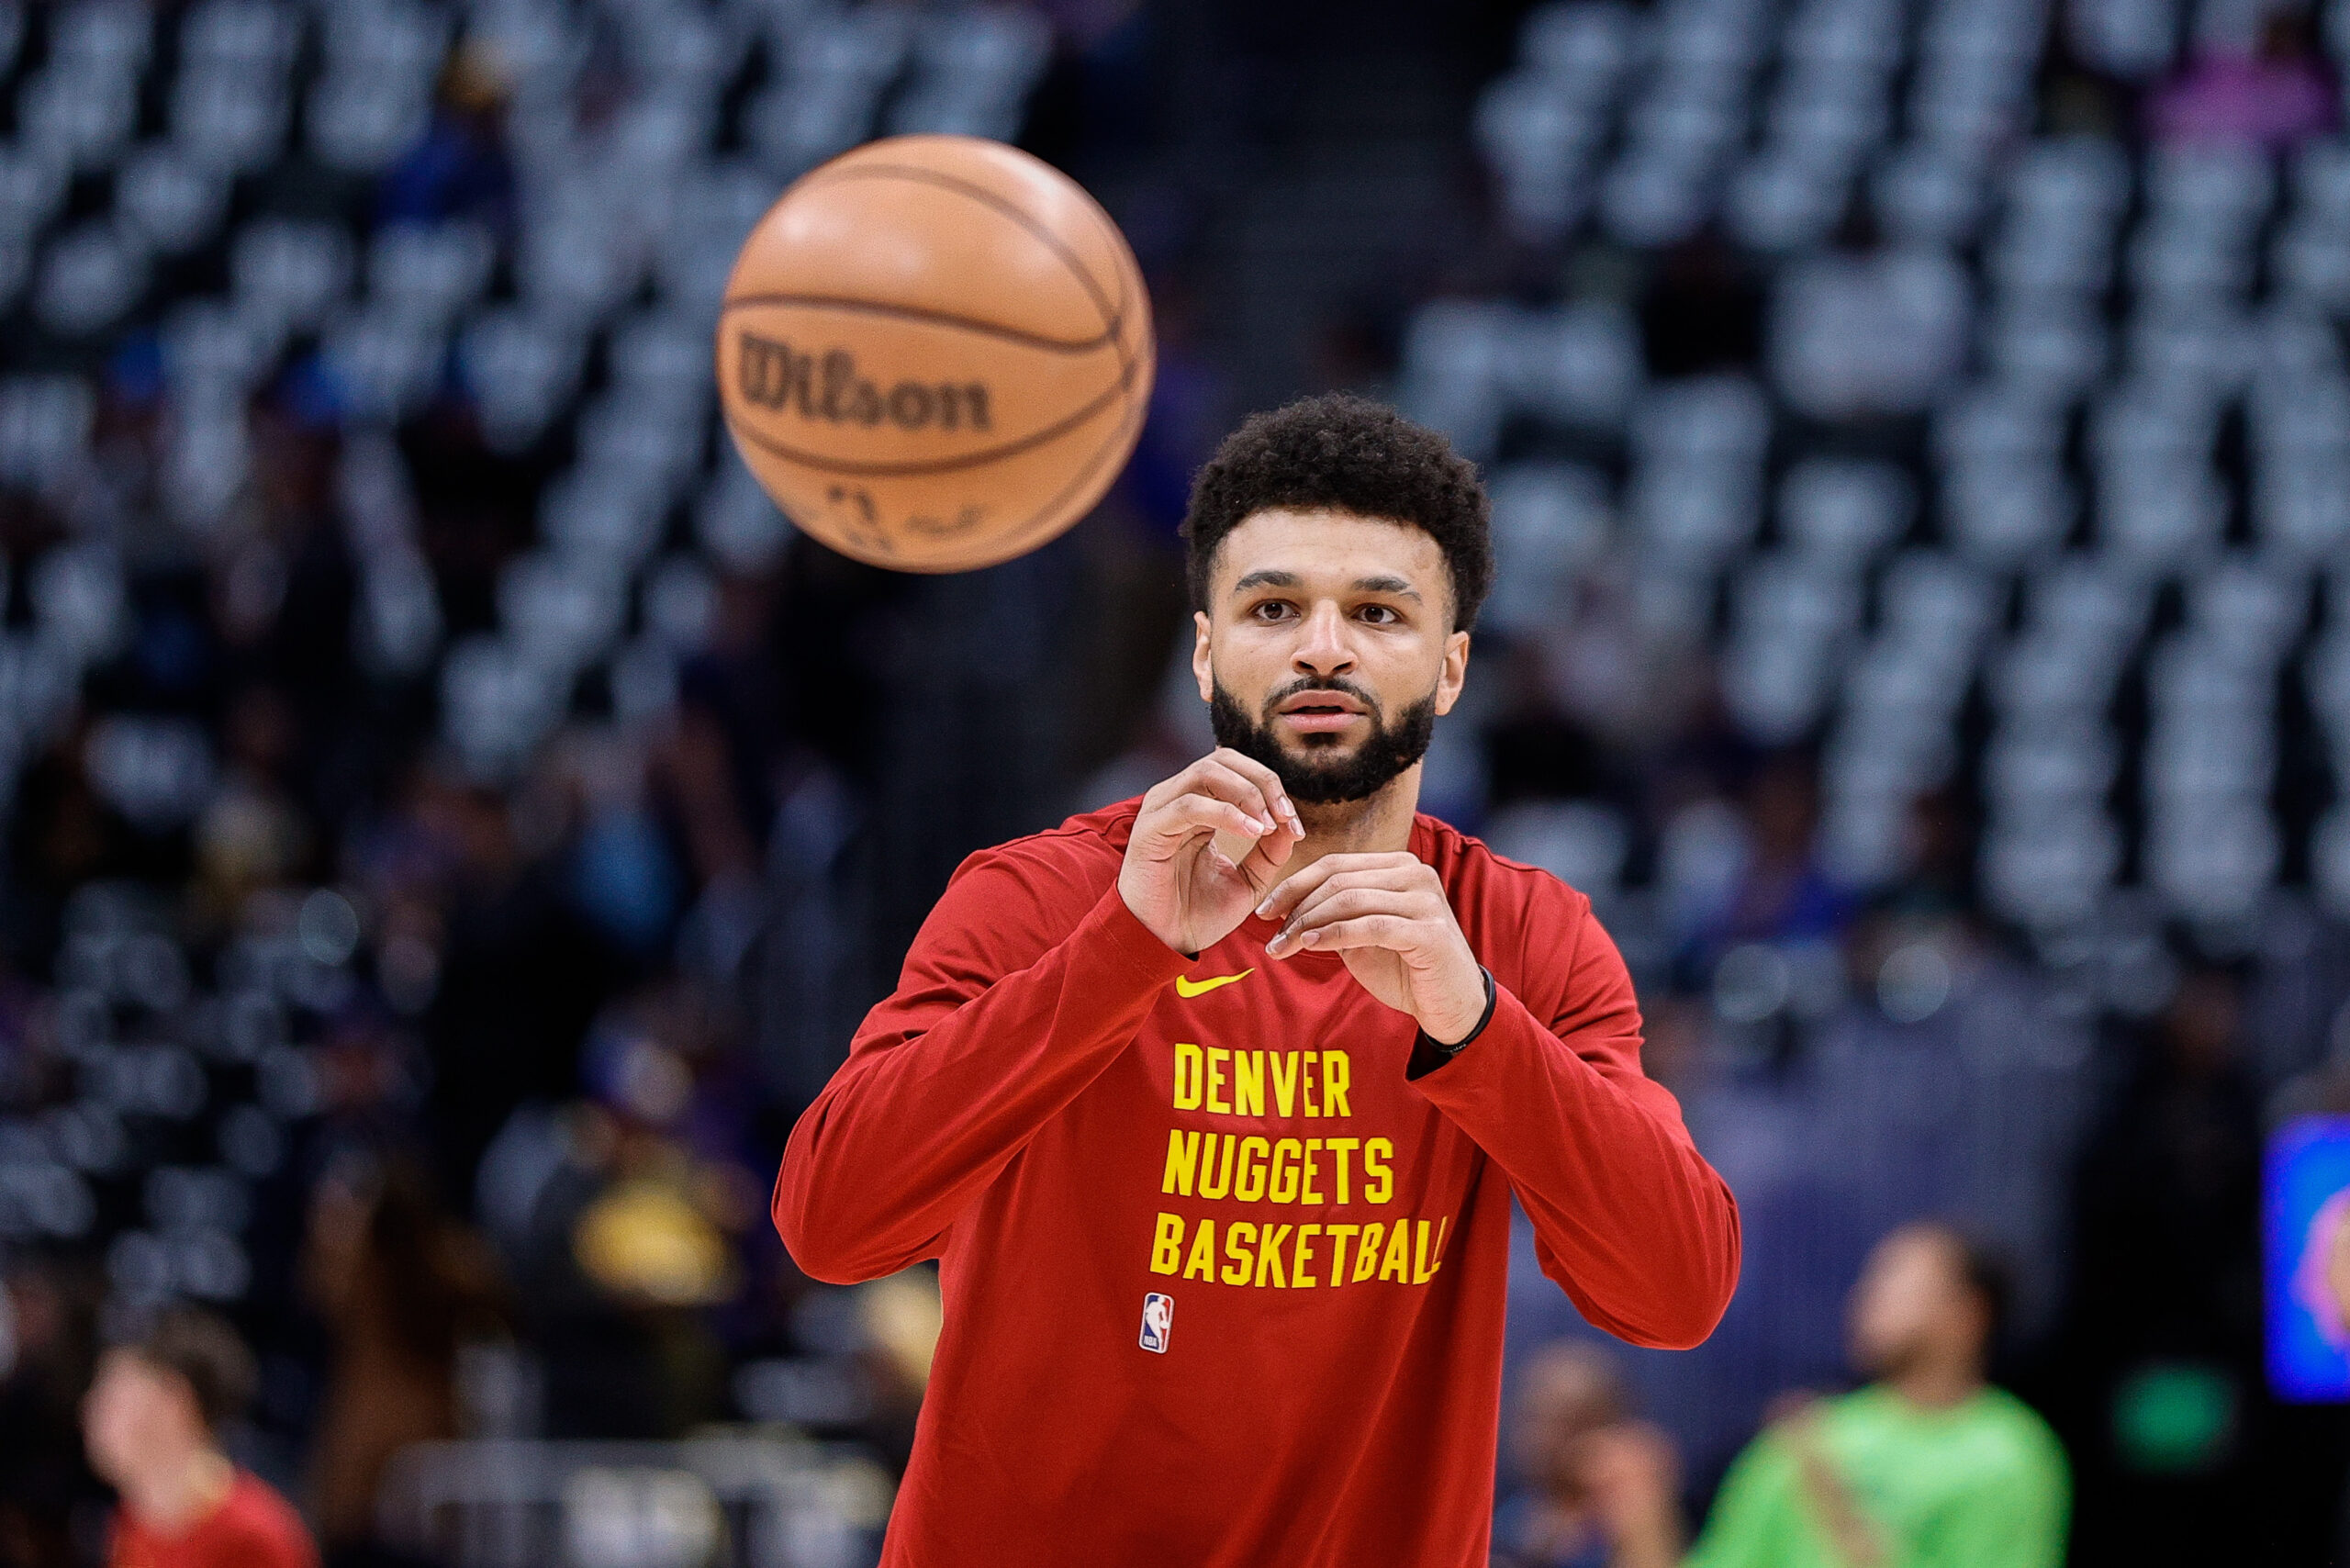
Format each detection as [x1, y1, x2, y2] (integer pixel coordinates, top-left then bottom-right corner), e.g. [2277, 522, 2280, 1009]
[772, 844, 1191, 1282]
[1404, 889, 1740, 1350]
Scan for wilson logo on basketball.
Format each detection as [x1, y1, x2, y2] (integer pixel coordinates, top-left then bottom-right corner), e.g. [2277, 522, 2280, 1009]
[736, 331, 993, 433]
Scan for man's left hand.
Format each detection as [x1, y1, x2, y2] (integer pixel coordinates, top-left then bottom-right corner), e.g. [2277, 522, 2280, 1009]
[1257, 853, 1487, 1043]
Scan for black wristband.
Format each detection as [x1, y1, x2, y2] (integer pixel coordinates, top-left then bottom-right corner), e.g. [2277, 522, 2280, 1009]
[1406, 966, 1496, 1080]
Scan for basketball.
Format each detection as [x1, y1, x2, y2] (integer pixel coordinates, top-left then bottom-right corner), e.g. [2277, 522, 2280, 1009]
[715, 135, 1156, 573]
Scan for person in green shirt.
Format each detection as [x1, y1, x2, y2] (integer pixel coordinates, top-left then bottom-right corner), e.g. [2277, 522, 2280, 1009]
[1591, 1222, 2069, 1568]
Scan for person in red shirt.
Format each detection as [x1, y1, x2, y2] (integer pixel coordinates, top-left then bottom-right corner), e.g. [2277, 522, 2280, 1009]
[775, 393, 1741, 1566]
[83, 1306, 319, 1568]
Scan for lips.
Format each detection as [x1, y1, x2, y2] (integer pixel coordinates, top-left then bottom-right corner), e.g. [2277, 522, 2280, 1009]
[1275, 692, 1367, 716]
[1274, 690, 1368, 733]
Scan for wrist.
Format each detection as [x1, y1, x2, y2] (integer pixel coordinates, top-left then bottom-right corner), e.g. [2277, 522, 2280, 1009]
[1423, 963, 1495, 1048]
[1404, 968, 1496, 1085]
[1117, 871, 1184, 957]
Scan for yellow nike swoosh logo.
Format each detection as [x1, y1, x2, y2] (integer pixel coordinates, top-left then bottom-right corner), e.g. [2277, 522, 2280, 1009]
[1174, 969, 1254, 998]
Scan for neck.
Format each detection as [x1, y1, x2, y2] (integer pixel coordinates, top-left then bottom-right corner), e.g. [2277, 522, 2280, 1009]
[124, 1446, 233, 1536]
[1287, 764, 1422, 869]
[1881, 1351, 1983, 1412]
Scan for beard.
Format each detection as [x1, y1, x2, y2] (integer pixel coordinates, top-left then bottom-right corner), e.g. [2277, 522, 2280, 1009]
[1208, 674, 1438, 805]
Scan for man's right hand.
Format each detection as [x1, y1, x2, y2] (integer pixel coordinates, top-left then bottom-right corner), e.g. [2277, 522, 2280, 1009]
[1120, 748, 1303, 957]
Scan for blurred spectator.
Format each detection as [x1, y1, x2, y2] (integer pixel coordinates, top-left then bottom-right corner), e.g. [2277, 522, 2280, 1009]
[0, 1261, 106, 1568]
[375, 47, 517, 231]
[194, 687, 314, 924]
[472, 981, 779, 1439]
[300, 1157, 504, 1561]
[1595, 1223, 2067, 1568]
[1492, 1341, 1648, 1568]
[1687, 750, 1854, 968]
[403, 763, 613, 1204]
[82, 1306, 319, 1568]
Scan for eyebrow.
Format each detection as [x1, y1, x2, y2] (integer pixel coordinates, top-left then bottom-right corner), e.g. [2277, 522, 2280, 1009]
[1228, 569, 1423, 602]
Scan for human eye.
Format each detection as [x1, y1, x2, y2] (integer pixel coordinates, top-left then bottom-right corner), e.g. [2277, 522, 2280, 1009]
[1357, 603, 1401, 625]
[1250, 599, 1297, 622]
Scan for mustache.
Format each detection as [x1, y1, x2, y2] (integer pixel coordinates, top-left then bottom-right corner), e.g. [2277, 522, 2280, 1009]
[1260, 676, 1382, 722]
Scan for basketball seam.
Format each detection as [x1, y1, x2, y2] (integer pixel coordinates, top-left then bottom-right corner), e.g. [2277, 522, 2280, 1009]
[719, 292, 1117, 353]
[778, 139, 1142, 346]
[793, 162, 1120, 337]
[984, 341, 1154, 557]
[1070, 195, 1135, 322]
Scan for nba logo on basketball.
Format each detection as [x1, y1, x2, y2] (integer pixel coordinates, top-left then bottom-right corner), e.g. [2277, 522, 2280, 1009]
[1139, 1294, 1173, 1353]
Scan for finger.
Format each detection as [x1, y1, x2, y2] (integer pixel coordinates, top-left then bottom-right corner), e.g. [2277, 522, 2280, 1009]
[1265, 889, 1422, 957]
[1184, 756, 1289, 833]
[1148, 759, 1278, 834]
[1137, 793, 1269, 854]
[1281, 883, 1421, 937]
[1278, 913, 1417, 955]
[1255, 852, 1427, 920]
[1207, 747, 1300, 830]
[1275, 868, 1430, 934]
[1233, 815, 1300, 890]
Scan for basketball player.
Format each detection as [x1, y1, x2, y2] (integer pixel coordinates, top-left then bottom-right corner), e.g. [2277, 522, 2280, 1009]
[775, 395, 1740, 1565]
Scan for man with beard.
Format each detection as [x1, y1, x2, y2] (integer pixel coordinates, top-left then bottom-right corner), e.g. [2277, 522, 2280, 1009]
[775, 394, 1740, 1567]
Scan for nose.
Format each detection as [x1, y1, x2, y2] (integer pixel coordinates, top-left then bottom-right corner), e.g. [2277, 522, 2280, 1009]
[1292, 600, 1355, 678]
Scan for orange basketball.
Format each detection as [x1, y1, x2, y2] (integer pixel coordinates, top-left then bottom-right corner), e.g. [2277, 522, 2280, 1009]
[715, 136, 1155, 573]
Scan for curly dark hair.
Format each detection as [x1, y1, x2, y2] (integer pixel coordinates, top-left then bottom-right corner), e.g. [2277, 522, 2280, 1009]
[1181, 394, 1493, 633]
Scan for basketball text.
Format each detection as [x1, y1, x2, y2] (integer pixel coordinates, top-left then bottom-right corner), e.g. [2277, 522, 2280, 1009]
[736, 332, 992, 433]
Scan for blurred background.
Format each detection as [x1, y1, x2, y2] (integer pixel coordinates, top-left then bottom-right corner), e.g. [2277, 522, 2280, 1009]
[0, 0, 2348, 1562]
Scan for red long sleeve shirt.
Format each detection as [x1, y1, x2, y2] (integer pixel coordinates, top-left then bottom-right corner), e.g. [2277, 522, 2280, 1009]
[775, 801, 1740, 1566]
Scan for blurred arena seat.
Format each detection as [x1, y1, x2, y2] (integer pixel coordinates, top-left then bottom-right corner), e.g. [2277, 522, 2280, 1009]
[375, 1436, 889, 1568]
[1440, 0, 2350, 940]
[0, 0, 1051, 1373]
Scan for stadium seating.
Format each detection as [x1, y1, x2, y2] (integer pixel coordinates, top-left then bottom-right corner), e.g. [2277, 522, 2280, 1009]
[0, 0, 1048, 1326]
[1434, 0, 2350, 933]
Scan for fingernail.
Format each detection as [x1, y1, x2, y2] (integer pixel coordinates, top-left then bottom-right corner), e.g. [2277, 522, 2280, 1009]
[1255, 900, 1273, 917]
[1243, 819, 1264, 834]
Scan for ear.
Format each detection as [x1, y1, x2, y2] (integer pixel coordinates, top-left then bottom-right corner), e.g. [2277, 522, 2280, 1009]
[1433, 629, 1471, 717]
[1192, 611, 1214, 704]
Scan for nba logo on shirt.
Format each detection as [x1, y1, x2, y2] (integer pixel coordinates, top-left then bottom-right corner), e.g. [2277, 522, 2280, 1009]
[1139, 1293, 1173, 1353]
